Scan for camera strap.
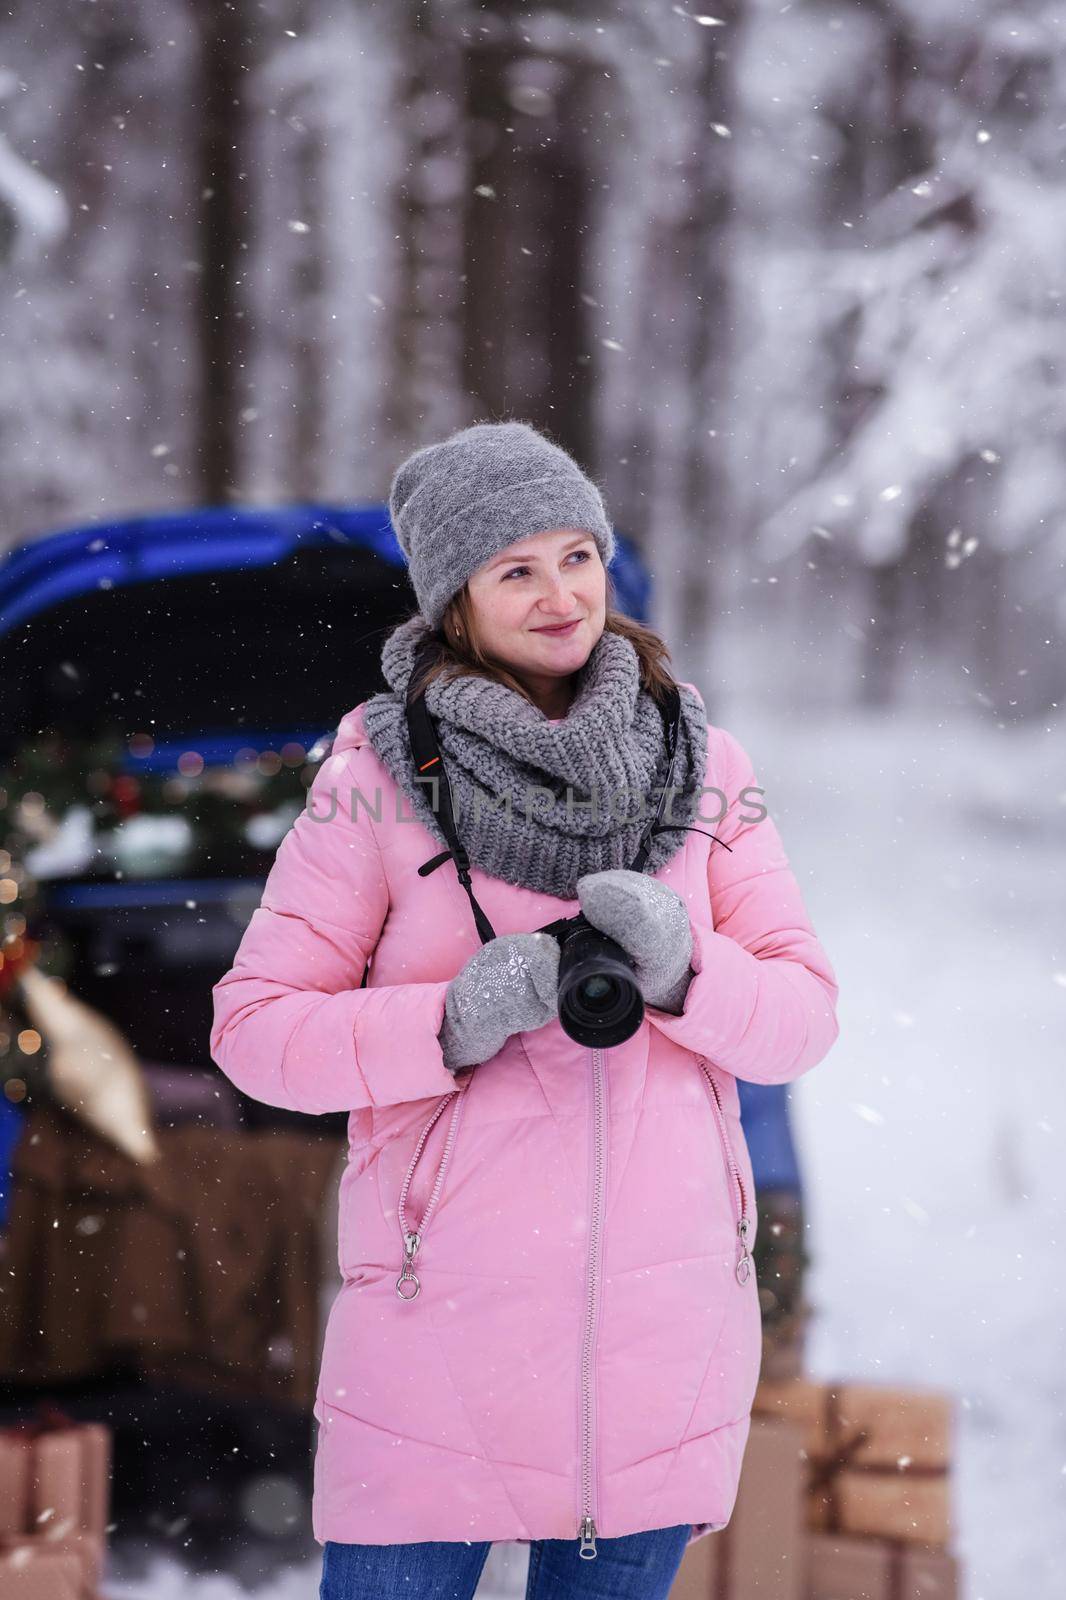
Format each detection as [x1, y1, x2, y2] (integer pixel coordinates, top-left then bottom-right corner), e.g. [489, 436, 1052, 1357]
[404, 637, 683, 947]
[405, 652, 497, 947]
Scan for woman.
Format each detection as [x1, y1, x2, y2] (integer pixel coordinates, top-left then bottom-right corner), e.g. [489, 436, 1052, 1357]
[210, 420, 840, 1600]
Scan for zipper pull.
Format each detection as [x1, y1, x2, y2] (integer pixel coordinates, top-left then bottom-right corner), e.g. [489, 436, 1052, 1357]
[396, 1230, 422, 1301]
[578, 1515, 598, 1559]
[736, 1216, 752, 1285]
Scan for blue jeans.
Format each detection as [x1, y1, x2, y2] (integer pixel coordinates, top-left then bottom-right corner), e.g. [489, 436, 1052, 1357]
[320, 1523, 693, 1599]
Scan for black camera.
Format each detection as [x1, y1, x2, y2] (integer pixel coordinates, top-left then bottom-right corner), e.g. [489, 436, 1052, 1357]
[535, 911, 644, 1049]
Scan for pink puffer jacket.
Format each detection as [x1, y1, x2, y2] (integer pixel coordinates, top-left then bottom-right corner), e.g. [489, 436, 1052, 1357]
[209, 689, 839, 1556]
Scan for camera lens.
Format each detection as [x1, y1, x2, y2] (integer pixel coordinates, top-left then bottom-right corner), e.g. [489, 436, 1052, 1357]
[532, 912, 646, 1048]
[578, 974, 619, 1013]
[555, 919, 645, 1047]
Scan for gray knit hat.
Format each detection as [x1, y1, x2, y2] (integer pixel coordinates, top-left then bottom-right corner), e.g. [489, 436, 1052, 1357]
[388, 420, 616, 630]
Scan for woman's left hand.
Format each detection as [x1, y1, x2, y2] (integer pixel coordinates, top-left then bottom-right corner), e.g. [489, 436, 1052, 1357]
[575, 869, 694, 1015]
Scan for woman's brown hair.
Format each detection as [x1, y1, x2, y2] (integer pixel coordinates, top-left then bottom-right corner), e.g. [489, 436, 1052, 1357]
[402, 568, 681, 709]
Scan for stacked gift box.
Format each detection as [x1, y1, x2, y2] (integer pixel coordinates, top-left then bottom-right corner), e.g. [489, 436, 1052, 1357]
[0, 1410, 112, 1598]
[670, 1377, 961, 1599]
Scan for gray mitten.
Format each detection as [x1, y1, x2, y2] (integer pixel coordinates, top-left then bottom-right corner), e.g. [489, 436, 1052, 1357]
[439, 931, 561, 1073]
[576, 868, 694, 1015]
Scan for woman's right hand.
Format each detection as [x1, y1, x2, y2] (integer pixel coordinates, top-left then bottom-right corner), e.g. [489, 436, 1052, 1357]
[438, 932, 561, 1073]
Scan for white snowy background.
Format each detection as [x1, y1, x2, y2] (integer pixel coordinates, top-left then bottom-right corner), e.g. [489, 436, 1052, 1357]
[0, 2, 1061, 1598]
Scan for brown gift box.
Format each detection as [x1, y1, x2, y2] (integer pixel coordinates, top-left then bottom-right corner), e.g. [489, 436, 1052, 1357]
[0, 1100, 342, 1412]
[0, 1432, 31, 1537]
[670, 1414, 807, 1600]
[805, 1529, 960, 1600]
[753, 1378, 953, 1547]
[0, 1413, 111, 1598]
[0, 1533, 104, 1599]
[0, 1545, 83, 1599]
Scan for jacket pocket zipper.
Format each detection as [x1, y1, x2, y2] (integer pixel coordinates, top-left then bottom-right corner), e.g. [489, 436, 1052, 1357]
[395, 1087, 468, 1301]
[697, 1056, 753, 1286]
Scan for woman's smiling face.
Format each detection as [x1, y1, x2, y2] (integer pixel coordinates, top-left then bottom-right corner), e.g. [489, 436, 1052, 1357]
[464, 526, 607, 690]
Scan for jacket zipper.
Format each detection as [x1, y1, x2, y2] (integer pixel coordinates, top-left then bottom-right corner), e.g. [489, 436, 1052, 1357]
[697, 1056, 753, 1286]
[395, 1087, 467, 1301]
[577, 1045, 608, 1559]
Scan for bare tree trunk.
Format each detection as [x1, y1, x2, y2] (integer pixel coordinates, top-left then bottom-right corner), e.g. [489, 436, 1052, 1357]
[289, 0, 325, 495]
[682, 11, 738, 695]
[387, 0, 471, 453]
[629, 3, 739, 683]
[461, 29, 595, 458]
[192, 0, 250, 503]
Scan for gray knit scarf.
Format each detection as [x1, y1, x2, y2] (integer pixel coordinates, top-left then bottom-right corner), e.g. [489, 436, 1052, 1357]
[359, 614, 708, 900]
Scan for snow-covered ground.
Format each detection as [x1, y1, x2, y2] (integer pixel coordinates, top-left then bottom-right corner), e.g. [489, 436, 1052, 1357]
[102, 700, 1065, 1600]
[746, 698, 1065, 1600]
